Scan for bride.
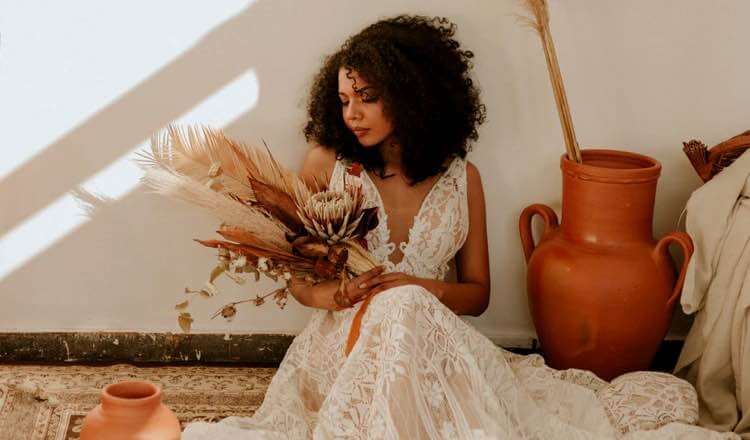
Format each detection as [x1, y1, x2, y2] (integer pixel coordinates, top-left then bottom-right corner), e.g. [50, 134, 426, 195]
[183, 15, 735, 439]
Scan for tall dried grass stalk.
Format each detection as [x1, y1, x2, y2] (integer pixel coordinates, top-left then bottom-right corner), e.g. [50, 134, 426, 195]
[519, 0, 582, 163]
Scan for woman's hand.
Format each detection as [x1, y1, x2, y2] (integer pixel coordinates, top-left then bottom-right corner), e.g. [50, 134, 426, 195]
[358, 271, 428, 297]
[291, 265, 385, 311]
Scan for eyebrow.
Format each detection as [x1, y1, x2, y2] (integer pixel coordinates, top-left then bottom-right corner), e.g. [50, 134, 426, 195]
[338, 86, 377, 96]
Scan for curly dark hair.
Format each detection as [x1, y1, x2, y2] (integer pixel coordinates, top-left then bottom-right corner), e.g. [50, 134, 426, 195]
[303, 15, 486, 185]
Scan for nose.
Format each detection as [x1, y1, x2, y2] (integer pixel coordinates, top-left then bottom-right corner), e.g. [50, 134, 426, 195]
[344, 101, 362, 122]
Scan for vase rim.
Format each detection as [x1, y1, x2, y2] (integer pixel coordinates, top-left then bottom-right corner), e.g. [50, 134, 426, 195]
[561, 149, 661, 183]
[102, 380, 161, 407]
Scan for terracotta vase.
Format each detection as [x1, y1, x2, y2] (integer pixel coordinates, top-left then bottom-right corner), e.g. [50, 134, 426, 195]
[80, 380, 181, 440]
[519, 149, 693, 381]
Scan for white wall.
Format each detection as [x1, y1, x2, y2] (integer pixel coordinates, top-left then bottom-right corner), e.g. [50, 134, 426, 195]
[1, 0, 748, 345]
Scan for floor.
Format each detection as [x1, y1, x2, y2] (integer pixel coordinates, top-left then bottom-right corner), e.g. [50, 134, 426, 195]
[0, 363, 276, 440]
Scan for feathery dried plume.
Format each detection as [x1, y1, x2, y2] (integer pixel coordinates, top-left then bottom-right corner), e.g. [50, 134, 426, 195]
[518, 0, 582, 163]
[135, 125, 258, 201]
[141, 167, 292, 251]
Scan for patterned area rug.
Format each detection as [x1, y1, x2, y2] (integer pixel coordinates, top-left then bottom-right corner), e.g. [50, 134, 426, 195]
[0, 364, 276, 440]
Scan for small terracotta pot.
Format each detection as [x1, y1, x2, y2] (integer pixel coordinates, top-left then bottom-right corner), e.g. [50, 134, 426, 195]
[519, 149, 693, 381]
[80, 380, 181, 440]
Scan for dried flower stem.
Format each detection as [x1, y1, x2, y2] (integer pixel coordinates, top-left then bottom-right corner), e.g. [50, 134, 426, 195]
[211, 288, 287, 319]
[520, 0, 582, 163]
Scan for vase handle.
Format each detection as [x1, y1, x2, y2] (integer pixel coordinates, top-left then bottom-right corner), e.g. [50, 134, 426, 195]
[653, 232, 694, 310]
[519, 204, 559, 264]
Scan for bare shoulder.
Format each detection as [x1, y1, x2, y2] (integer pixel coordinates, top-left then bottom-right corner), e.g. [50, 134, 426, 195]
[300, 144, 337, 186]
[464, 160, 486, 211]
[465, 160, 483, 190]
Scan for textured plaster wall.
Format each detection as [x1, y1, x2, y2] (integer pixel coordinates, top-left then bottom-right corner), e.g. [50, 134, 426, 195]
[1, 0, 748, 345]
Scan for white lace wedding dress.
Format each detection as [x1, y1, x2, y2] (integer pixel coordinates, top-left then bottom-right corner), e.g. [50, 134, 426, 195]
[183, 157, 736, 439]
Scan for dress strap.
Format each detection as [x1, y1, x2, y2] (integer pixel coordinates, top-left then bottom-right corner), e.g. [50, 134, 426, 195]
[329, 158, 349, 191]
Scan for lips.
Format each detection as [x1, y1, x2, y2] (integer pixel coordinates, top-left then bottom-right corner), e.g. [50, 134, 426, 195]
[352, 128, 369, 137]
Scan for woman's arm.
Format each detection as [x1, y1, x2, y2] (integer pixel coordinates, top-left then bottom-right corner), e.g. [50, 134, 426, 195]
[299, 143, 337, 189]
[359, 161, 491, 316]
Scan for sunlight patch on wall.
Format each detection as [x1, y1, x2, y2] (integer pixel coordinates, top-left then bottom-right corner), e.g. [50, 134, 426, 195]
[0, 0, 255, 181]
[0, 69, 259, 281]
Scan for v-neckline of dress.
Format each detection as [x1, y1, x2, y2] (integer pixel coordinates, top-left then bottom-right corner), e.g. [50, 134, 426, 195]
[361, 158, 458, 268]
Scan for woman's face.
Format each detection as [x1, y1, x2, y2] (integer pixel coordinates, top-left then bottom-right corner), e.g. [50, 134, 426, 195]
[338, 67, 394, 148]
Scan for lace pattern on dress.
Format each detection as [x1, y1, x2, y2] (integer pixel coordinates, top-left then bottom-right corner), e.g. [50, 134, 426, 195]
[330, 157, 469, 281]
[181, 157, 727, 440]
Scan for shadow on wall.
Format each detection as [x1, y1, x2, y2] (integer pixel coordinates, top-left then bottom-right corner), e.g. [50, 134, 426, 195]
[0, 1, 392, 331]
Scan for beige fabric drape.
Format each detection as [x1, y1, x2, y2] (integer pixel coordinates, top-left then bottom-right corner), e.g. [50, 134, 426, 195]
[675, 150, 750, 439]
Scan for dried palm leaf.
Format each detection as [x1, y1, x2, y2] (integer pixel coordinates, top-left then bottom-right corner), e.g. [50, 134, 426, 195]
[138, 125, 313, 204]
[136, 125, 257, 201]
[518, 0, 582, 163]
[139, 125, 316, 238]
[141, 167, 291, 251]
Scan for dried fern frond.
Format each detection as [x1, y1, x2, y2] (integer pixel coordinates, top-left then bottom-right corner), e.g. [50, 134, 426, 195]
[518, 0, 582, 163]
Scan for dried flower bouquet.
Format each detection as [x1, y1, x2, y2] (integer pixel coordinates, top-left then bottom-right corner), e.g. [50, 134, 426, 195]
[137, 125, 379, 332]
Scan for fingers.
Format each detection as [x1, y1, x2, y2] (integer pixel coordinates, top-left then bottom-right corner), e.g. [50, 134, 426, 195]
[346, 284, 371, 303]
[340, 266, 383, 304]
[352, 265, 385, 284]
[358, 272, 403, 290]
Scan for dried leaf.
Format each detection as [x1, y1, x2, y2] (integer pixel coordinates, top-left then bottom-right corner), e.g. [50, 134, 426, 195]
[200, 281, 218, 298]
[230, 255, 247, 272]
[200, 236, 303, 265]
[327, 244, 349, 271]
[216, 226, 285, 253]
[352, 207, 379, 238]
[313, 257, 338, 279]
[175, 300, 189, 310]
[225, 272, 246, 285]
[209, 265, 226, 284]
[273, 288, 289, 309]
[291, 236, 329, 258]
[178, 312, 193, 333]
[221, 305, 237, 319]
[248, 177, 305, 234]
